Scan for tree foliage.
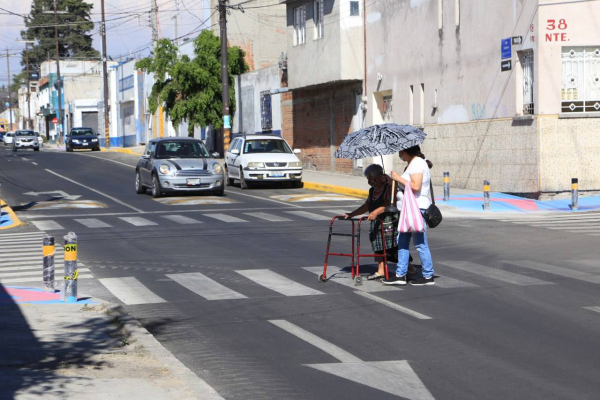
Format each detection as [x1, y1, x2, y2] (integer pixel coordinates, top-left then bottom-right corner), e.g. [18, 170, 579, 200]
[136, 30, 249, 136]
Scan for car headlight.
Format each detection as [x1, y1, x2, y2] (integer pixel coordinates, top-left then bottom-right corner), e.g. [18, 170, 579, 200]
[288, 162, 302, 167]
[72, 139, 80, 144]
[212, 163, 222, 174]
[247, 162, 265, 168]
[159, 164, 170, 174]
[91, 138, 98, 142]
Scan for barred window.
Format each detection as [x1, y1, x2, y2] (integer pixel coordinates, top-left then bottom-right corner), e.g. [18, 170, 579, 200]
[314, 0, 324, 39]
[260, 92, 272, 132]
[382, 95, 393, 121]
[350, 1, 359, 16]
[294, 5, 306, 46]
[562, 47, 600, 113]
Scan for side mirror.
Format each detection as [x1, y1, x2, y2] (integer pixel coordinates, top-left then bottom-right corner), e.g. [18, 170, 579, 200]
[231, 149, 240, 155]
[294, 148, 301, 154]
[211, 152, 220, 158]
[142, 154, 150, 159]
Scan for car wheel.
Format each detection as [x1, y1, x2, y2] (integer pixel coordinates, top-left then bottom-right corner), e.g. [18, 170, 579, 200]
[292, 180, 304, 189]
[151, 174, 163, 198]
[213, 187, 225, 196]
[135, 171, 145, 194]
[240, 175, 250, 189]
[225, 168, 234, 186]
[34, 148, 39, 152]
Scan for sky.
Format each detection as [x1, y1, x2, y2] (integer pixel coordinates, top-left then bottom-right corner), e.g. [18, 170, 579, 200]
[0, 0, 212, 86]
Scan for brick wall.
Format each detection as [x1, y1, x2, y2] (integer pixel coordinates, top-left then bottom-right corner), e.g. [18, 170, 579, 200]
[281, 83, 360, 174]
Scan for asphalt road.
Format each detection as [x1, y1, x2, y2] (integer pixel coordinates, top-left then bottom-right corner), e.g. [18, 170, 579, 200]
[2, 144, 600, 400]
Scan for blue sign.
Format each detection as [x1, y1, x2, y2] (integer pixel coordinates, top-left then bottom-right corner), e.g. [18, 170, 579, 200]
[223, 115, 231, 129]
[501, 38, 512, 60]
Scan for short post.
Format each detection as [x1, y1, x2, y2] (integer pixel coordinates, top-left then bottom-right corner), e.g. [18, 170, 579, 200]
[483, 180, 491, 210]
[61, 232, 78, 303]
[571, 178, 579, 211]
[443, 172, 450, 201]
[42, 235, 55, 292]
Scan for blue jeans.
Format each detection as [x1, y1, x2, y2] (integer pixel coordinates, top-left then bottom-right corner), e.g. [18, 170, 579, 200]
[395, 210, 434, 278]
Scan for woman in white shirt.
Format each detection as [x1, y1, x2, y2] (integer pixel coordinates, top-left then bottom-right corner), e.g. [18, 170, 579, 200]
[383, 145, 435, 286]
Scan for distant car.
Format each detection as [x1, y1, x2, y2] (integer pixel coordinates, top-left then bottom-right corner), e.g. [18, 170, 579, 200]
[3, 132, 14, 146]
[12, 130, 40, 152]
[0, 132, 4, 142]
[224, 134, 303, 189]
[135, 138, 225, 198]
[35, 132, 45, 147]
[66, 127, 100, 152]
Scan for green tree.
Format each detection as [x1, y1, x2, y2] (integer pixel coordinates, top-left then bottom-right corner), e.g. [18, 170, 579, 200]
[136, 30, 249, 136]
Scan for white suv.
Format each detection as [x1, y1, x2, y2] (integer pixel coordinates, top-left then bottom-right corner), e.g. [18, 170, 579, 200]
[225, 135, 303, 189]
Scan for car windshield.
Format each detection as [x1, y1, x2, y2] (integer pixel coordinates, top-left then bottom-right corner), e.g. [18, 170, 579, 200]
[71, 129, 96, 136]
[243, 139, 292, 154]
[15, 131, 35, 136]
[155, 141, 210, 158]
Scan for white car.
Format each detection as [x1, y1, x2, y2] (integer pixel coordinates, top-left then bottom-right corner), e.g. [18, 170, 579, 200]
[13, 130, 40, 152]
[225, 134, 303, 189]
[3, 132, 14, 146]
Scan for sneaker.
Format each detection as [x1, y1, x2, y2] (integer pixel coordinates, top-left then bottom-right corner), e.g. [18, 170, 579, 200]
[382, 275, 407, 286]
[409, 276, 435, 286]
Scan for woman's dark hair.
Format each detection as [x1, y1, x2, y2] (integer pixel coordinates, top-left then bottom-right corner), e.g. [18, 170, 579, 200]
[401, 145, 433, 169]
[364, 164, 384, 179]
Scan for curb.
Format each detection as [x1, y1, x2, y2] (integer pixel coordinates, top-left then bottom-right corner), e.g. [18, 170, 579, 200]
[100, 147, 143, 156]
[104, 301, 224, 399]
[303, 181, 368, 199]
[0, 199, 23, 230]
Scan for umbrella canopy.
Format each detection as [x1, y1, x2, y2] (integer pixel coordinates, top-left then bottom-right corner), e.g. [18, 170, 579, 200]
[335, 123, 427, 159]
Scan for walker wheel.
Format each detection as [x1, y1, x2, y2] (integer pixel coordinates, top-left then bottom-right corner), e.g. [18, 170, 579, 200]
[354, 276, 363, 286]
[319, 274, 327, 283]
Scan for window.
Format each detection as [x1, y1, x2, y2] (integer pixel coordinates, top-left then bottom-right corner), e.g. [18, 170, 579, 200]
[521, 51, 534, 115]
[155, 141, 209, 158]
[350, 1, 359, 16]
[455, 0, 460, 27]
[243, 139, 292, 154]
[314, 0, 324, 39]
[382, 95, 393, 121]
[294, 5, 306, 46]
[260, 92, 273, 132]
[561, 47, 600, 113]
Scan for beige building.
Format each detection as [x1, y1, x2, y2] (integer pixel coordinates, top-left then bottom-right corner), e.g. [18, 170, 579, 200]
[364, 0, 600, 194]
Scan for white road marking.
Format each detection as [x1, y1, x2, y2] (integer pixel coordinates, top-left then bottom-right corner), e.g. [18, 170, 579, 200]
[99, 277, 166, 305]
[242, 212, 292, 222]
[0, 232, 45, 239]
[0, 274, 93, 284]
[119, 216, 158, 226]
[72, 152, 136, 168]
[355, 291, 432, 320]
[285, 211, 333, 221]
[153, 197, 237, 206]
[227, 190, 304, 208]
[504, 260, 600, 284]
[303, 266, 399, 292]
[236, 269, 324, 297]
[26, 200, 107, 210]
[74, 218, 113, 228]
[439, 261, 554, 286]
[31, 162, 38, 165]
[270, 194, 360, 203]
[0, 268, 90, 278]
[323, 209, 355, 216]
[584, 306, 600, 314]
[202, 213, 248, 223]
[432, 276, 479, 289]
[45, 168, 143, 212]
[166, 272, 247, 300]
[161, 215, 203, 224]
[30, 220, 65, 231]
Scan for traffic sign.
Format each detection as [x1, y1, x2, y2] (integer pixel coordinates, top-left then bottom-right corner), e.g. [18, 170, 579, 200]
[52, 118, 58, 123]
[501, 38, 512, 59]
[501, 60, 512, 72]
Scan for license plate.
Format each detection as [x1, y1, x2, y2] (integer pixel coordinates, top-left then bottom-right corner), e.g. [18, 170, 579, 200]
[82, 142, 88, 146]
[187, 178, 200, 185]
[270, 171, 285, 177]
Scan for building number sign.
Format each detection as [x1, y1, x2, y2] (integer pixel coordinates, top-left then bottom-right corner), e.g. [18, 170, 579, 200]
[546, 19, 569, 42]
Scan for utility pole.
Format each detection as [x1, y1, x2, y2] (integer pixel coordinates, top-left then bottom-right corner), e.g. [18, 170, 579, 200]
[218, 0, 231, 152]
[172, 0, 179, 44]
[151, 0, 159, 47]
[6, 49, 13, 131]
[100, 0, 110, 148]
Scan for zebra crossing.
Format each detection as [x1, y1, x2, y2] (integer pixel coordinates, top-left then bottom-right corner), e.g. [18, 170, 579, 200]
[0, 231, 94, 285]
[499, 210, 600, 236]
[25, 209, 343, 231]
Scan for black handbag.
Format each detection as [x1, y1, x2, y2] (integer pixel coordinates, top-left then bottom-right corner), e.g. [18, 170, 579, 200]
[423, 181, 443, 228]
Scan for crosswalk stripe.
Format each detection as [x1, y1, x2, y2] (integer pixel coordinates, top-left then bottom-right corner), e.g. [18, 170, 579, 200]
[285, 211, 333, 221]
[323, 209, 353, 216]
[512, 219, 600, 225]
[504, 260, 600, 284]
[302, 266, 399, 292]
[202, 214, 248, 223]
[0, 250, 64, 257]
[0, 259, 66, 267]
[584, 306, 600, 314]
[501, 212, 600, 222]
[0, 232, 45, 238]
[118, 217, 158, 226]
[236, 269, 324, 296]
[30, 220, 65, 231]
[0, 242, 59, 249]
[242, 212, 292, 222]
[0, 274, 93, 284]
[0, 268, 90, 278]
[161, 215, 203, 224]
[1, 265, 63, 272]
[439, 261, 554, 286]
[75, 218, 113, 228]
[99, 277, 166, 305]
[433, 276, 479, 288]
[166, 272, 247, 300]
[545, 225, 600, 230]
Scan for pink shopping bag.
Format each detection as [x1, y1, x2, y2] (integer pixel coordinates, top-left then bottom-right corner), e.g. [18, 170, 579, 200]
[398, 181, 425, 233]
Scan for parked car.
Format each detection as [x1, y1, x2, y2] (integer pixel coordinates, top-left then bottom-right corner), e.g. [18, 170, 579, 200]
[0, 132, 4, 142]
[35, 132, 45, 147]
[12, 130, 40, 152]
[3, 132, 14, 146]
[135, 138, 224, 198]
[224, 134, 303, 189]
[66, 127, 100, 151]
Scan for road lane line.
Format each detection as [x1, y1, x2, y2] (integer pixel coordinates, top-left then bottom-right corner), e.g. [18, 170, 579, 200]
[504, 260, 600, 284]
[119, 217, 158, 226]
[99, 277, 166, 305]
[202, 213, 248, 223]
[30, 220, 64, 231]
[74, 218, 113, 228]
[355, 292, 432, 320]
[285, 211, 333, 221]
[242, 212, 292, 222]
[302, 266, 398, 292]
[439, 261, 554, 286]
[45, 168, 143, 212]
[236, 269, 324, 297]
[161, 215, 203, 224]
[584, 306, 600, 314]
[166, 272, 247, 300]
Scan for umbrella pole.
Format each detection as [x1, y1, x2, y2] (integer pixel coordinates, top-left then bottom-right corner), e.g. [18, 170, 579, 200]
[381, 155, 385, 174]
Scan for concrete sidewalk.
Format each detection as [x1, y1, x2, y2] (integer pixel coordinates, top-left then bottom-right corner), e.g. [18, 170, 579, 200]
[0, 286, 222, 400]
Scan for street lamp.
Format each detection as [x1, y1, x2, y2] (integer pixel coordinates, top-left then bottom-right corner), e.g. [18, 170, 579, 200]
[17, 40, 36, 129]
